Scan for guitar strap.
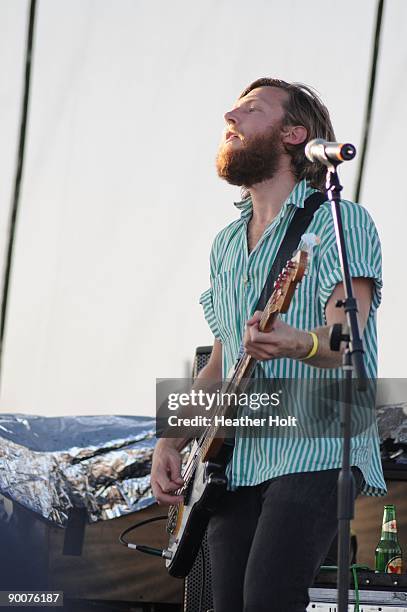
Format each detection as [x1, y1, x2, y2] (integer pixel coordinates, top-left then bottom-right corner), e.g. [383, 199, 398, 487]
[254, 190, 327, 312]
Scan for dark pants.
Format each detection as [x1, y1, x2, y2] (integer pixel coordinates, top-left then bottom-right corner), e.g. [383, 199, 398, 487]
[207, 467, 364, 612]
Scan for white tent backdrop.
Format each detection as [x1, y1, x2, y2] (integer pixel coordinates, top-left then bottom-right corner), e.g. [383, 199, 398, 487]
[0, 0, 405, 416]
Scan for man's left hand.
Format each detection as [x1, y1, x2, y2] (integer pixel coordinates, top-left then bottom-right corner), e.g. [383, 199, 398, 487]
[243, 312, 312, 361]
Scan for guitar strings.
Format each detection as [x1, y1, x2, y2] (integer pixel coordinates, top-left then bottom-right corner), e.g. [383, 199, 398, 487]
[167, 261, 298, 524]
[167, 296, 278, 522]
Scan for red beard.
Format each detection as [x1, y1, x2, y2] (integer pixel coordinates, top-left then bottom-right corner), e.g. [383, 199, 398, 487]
[216, 125, 283, 188]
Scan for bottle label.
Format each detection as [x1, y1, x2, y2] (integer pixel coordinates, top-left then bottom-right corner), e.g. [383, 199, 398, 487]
[382, 519, 397, 533]
[385, 556, 403, 574]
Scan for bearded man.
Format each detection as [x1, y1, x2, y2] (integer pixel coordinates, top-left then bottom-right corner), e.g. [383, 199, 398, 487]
[151, 78, 386, 612]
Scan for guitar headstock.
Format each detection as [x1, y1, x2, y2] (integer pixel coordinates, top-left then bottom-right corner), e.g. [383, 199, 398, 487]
[259, 250, 308, 331]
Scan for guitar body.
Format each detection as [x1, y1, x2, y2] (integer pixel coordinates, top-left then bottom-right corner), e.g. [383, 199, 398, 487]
[165, 440, 233, 578]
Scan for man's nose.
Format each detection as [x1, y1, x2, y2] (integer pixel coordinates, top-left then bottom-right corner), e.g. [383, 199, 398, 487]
[224, 108, 238, 124]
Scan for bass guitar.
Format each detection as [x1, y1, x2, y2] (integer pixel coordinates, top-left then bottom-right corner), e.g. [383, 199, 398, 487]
[165, 248, 309, 578]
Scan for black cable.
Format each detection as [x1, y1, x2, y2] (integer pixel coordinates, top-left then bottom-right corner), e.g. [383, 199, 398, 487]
[0, 0, 37, 386]
[354, 0, 385, 202]
[119, 514, 169, 557]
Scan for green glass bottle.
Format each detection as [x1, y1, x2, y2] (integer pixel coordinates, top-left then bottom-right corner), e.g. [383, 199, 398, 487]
[375, 505, 403, 574]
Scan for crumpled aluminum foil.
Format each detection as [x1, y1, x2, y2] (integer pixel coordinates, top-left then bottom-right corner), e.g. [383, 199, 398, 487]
[0, 414, 157, 527]
[376, 403, 407, 444]
[0, 405, 405, 528]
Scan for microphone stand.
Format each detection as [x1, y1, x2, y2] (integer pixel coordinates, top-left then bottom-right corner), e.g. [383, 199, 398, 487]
[324, 162, 367, 612]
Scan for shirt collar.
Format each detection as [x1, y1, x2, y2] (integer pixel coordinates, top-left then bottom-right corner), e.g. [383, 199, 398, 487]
[233, 179, 318, 221]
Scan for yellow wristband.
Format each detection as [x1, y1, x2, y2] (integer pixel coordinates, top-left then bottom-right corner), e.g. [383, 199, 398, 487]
[302, 331, 318, 360]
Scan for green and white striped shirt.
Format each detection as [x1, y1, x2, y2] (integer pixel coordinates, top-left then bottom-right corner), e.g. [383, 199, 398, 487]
[200, 179, 386, 496]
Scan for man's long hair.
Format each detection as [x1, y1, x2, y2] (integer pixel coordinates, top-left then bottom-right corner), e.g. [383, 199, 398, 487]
[239, 78, 335, 196]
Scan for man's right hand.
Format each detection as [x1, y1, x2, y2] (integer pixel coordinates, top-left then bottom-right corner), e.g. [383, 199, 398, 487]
[151, 438, 185, 505]
[151, 339, 222, 506]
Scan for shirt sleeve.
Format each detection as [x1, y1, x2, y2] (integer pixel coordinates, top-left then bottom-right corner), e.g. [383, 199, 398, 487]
[199, 236, 221, 339]
[318, 202, 383, 320]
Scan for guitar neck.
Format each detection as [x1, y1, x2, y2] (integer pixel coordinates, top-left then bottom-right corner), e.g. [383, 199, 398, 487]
[200, 309, 280, 460]
[199, 249, 308, 462]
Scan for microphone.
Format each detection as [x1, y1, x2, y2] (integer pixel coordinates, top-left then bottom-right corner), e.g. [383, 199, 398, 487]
[305, 139, 356, 165]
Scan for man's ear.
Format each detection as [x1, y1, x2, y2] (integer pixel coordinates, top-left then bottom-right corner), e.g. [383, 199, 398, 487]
[281, 125, 308, 146]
